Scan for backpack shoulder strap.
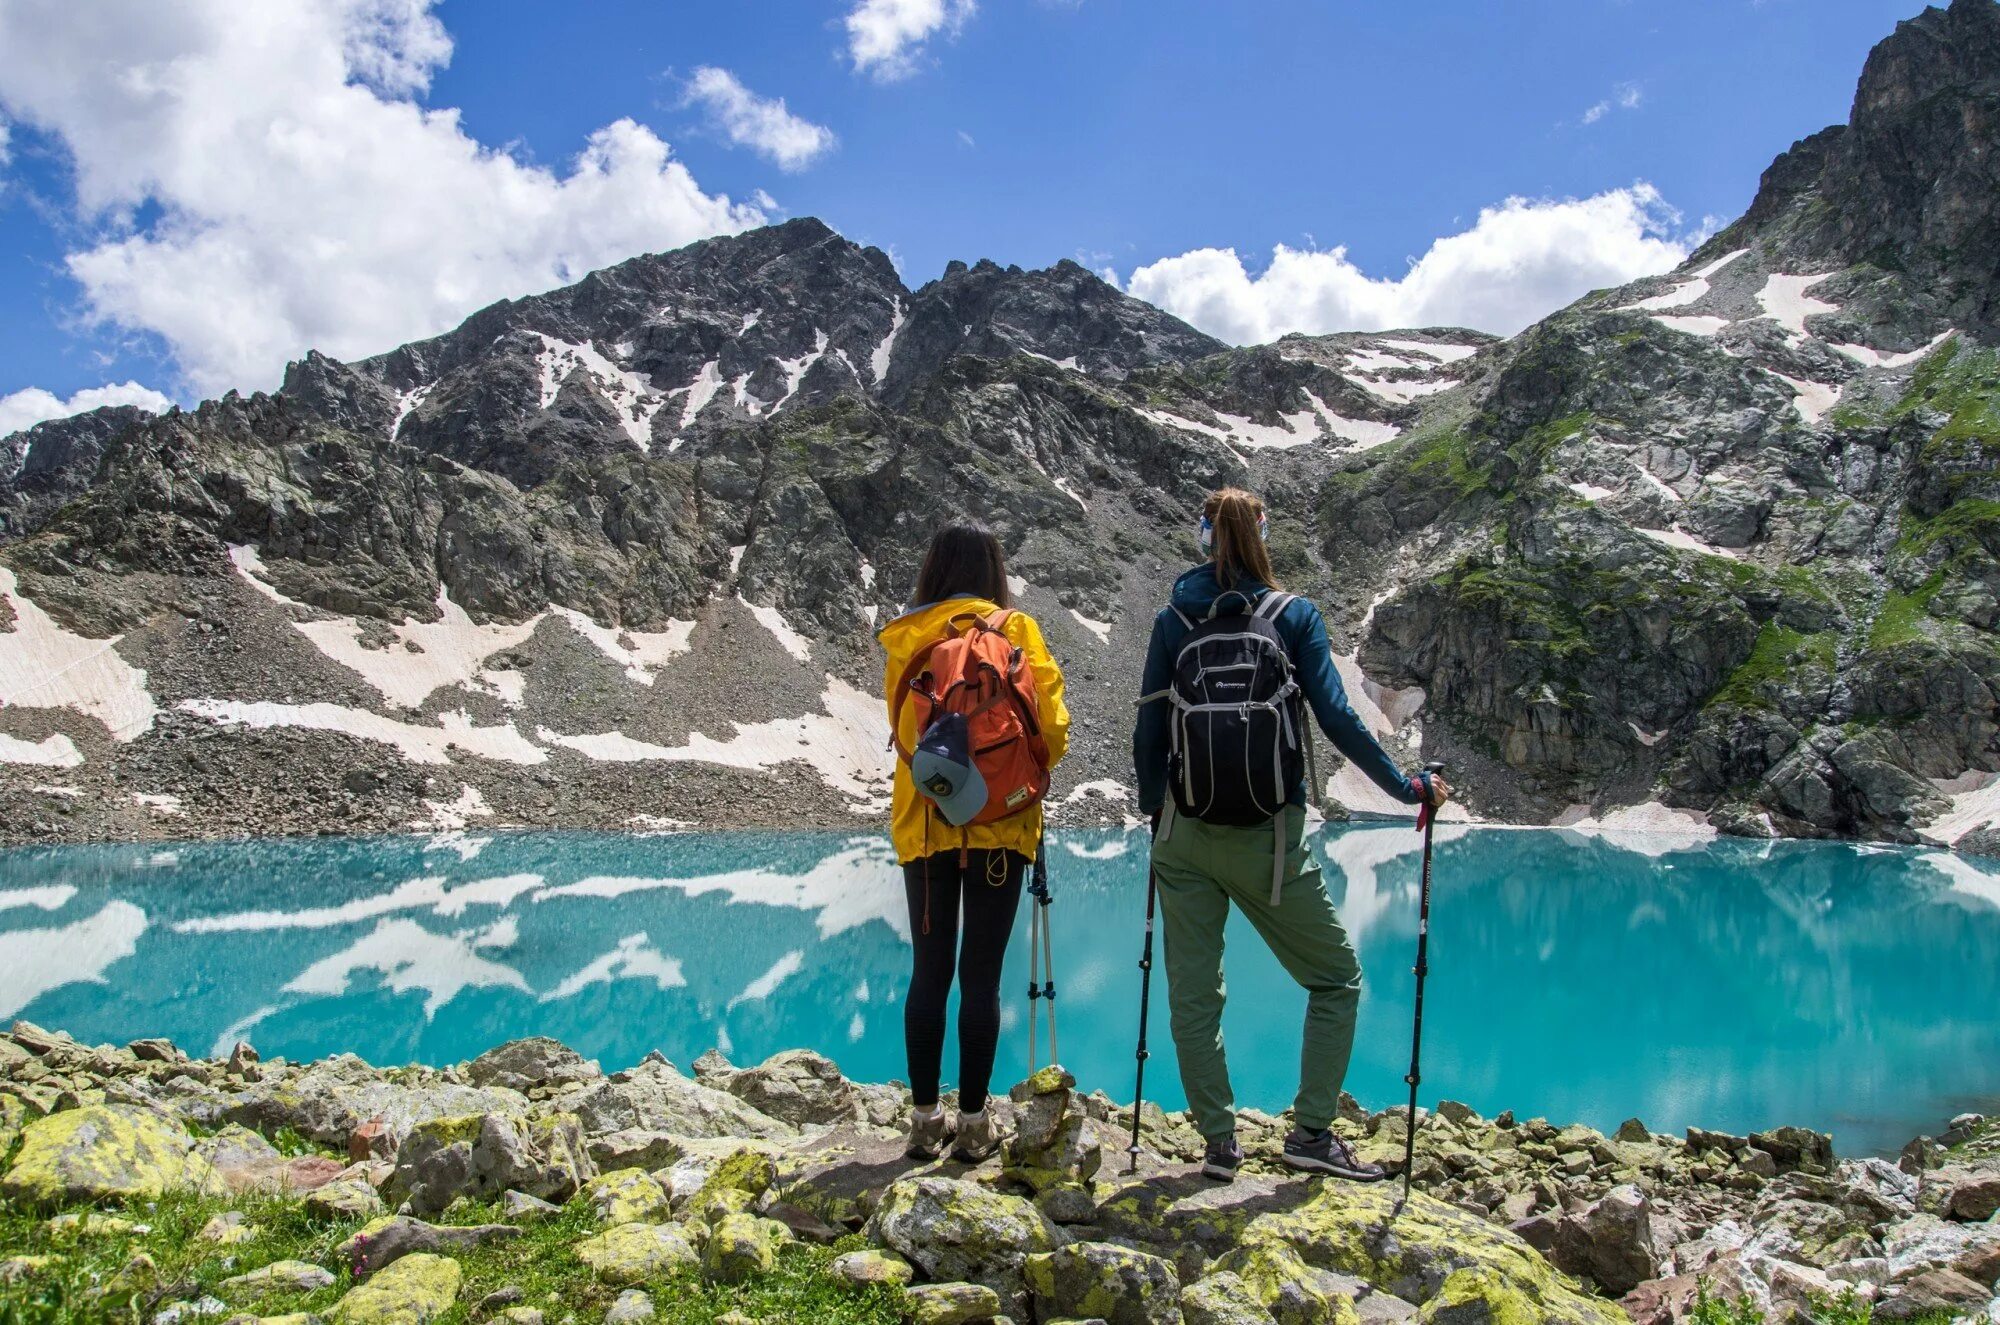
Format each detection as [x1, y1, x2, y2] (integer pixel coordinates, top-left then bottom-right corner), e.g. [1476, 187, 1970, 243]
[1168, 605, 1194, 631]
[888, 635, 952, 761]
[1254, 591, 1295, 622]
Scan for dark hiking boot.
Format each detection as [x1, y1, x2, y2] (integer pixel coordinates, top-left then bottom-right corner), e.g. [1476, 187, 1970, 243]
[1282, 1126, 1389, 1181]
[950, 1109, 1001, 1162]
[1202, 1134, 1243, 1181]
[906, 1107, 953, 1161]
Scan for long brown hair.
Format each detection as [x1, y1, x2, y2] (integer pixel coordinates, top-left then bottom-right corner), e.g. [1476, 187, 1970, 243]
[914, 523, 1013, 607]
[1205, 487, 1280, 591]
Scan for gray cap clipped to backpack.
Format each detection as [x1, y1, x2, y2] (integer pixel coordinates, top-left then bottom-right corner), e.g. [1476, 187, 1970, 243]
[910, 711, 989, 826]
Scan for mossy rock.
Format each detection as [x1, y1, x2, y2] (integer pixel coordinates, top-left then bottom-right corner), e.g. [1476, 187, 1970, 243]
[903, 1282, 1003, 1325]
[329, 1252, 461, 1325]
[827, 1248, 914, 1290]
[573, 1223, 698, 1286]
[1220, 1184, 1621, 1325]
[1024, 1241, 1181, 1325]
[0, 1103, 213, 1208]
[584, 1167, 672, 1225]
[221, 1259, 337, 1304]
[1179, 1271, 1270, 1325]
[700, 1211, 780, 1284]
[866, 1175, 1058, 1289]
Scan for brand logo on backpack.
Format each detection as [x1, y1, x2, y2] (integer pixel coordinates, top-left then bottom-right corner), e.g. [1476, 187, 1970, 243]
[1155, 591, 1305, 828]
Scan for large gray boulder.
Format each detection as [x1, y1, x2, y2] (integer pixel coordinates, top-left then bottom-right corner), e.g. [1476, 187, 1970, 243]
[721, 1050, 857, 1127]
[465, 1039, 602, 1094]
[561, 1058, 794, 1141]
[1553, 1184, 1661, 1295]
[389, 1112, 594, 1217]
[224, 1056, 527, 1148]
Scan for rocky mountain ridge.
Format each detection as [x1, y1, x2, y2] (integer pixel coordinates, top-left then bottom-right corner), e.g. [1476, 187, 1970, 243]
[4, 1, 2000, 849]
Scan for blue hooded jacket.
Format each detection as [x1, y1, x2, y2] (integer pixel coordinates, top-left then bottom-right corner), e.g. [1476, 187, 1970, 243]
[1132, 564, 1423, 815]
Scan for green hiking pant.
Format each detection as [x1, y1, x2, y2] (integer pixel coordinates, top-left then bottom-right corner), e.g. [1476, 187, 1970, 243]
[1151, 803, 1361, 1140]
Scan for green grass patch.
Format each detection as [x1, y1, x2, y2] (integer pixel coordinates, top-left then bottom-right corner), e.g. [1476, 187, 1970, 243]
[1898, 497, 2000, 559]
[1403, 430, 1492, 501]
[0, 1187, 903, 1325]
[1690, 1280, 1959, 1325]
[1868, 574, 1946, 650]
[1707, 624, 1837, 711]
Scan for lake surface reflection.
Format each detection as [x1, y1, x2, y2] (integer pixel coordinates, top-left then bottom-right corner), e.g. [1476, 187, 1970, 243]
[3, 823, 1997, 1155]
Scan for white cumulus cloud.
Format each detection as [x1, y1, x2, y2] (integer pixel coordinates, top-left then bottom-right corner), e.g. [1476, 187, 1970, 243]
[0, 381, 174, 438]
[845, 0, 976, 81]
[0, 118, 11, 166]
[684, 66, 836, 172]
[0, 0, 766, 397]
[1125, 184, 1690, 345]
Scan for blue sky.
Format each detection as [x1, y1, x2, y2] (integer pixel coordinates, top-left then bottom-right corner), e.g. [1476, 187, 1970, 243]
[0, 0, 1928, 427]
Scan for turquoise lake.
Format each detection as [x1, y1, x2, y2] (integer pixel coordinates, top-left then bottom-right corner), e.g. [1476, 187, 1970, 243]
[3, 823, 1998, 1156]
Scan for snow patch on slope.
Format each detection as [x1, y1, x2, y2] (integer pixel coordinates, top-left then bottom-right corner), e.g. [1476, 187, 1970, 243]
[0, 565, 158, 741]
[534, 675, 891, 810]
[534, 334, 666, 451]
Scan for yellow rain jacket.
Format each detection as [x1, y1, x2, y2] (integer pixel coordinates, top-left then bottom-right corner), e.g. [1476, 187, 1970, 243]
[878, 597, 1070, 865]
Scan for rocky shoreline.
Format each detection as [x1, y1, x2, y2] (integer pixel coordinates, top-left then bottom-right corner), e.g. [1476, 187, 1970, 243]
[1, 1024, 1996, 1324]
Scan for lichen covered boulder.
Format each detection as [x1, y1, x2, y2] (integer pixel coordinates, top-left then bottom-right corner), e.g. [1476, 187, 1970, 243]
[565, 1058, 794, 1141]
[903, 1282, 1003, 1325]
[584, 1168, 672, 1225]
[220, 1259, 336, 1304]
[0, 1104, 213, 1207]
[390, 1111, 593, 1216]
[867, 1175, 1060, 1305]
[329, 1252, 461, 1325]
[701, 1212, 782, 1284]
[1179, 1271, 1273, 1325]
[1025, 1241, 1182, 1325]
[828, 1248, 914, 1289]
[1218, 1182, 1623, 1324]
[573, 1224, 698, 1286]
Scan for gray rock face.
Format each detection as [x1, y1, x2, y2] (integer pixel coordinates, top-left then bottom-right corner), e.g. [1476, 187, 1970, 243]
[564, 1059, 795, 1142]
[465, 1039, 602, 1095]
[388, 1112, 594, 1217]
[7, 2, 2000, 848]
[222, 1057, 527, 1149]
[720, 1050, 857, 1127]
[1548, 1185, 1661, 1295]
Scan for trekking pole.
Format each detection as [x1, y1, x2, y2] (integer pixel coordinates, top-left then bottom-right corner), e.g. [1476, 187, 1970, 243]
[1402, 761, 1446, 1203]
[1127, 863, 1159, 1173]
[1026, 838, 1057, 1071]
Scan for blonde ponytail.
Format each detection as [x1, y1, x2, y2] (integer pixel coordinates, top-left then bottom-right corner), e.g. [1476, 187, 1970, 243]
[1205, 487, 1280, 591]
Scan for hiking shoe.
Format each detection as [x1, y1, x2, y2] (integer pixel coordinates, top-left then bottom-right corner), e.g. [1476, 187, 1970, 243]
[951, 1109, 1001, 1162]
[906, 1107, 953, 1161]
[1282, 1126, 1388, 1181]
[1201, 1134, 1243, 1182]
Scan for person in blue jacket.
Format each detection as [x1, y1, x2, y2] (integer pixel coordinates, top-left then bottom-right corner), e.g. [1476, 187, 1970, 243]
[1133, 486, 1450, 1183]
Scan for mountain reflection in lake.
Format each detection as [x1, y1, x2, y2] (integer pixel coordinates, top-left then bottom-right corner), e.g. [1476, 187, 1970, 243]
[3, 823, 1997, 1156]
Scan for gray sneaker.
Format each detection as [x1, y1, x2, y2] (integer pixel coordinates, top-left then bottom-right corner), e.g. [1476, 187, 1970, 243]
[1282, 1126, 1388, 1181]
[906, 1107, 953, 1161]
[951, 1109, 1001, 1162]
[1202, 1134, 1243, 1181]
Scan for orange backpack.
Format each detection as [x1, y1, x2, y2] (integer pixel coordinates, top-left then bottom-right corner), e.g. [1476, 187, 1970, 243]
[891, 610, 1052, 825]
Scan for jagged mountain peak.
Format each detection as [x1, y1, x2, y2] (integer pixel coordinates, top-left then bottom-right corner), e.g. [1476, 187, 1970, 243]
[1730, 0, 2000, 322]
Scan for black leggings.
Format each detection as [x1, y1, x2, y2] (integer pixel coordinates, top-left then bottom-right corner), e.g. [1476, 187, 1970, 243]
[902, 849, 1026, 1114]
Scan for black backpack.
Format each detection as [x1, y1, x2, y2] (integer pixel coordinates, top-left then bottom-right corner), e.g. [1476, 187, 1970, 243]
[1157, 589, 1312, 828]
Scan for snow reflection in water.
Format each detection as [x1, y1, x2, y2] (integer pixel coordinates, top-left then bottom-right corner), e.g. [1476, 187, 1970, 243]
[2, 824, 1998, 1155]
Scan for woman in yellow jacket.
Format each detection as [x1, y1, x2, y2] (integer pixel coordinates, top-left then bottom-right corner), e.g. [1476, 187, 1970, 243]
[878, 524, 1069, 1161]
